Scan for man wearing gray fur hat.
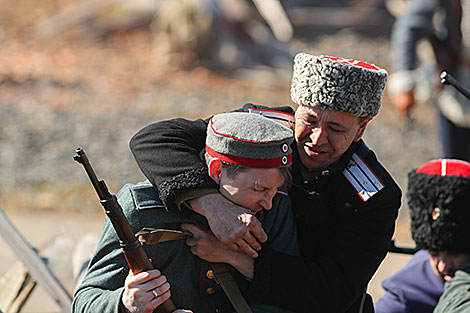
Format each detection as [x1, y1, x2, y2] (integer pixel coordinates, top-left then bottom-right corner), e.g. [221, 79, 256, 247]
[72, 112, 299, 313]
[130, 53, 402, 312]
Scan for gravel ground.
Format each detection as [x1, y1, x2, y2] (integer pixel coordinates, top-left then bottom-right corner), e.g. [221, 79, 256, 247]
[0, 30, 440, 220]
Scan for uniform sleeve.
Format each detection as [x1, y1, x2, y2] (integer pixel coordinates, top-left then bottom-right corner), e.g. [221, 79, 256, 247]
[434, 263, 470, 313]
[72, 218, 129, 313]
[374, 279, 407, 313]
[129, 117, 216, 211]
[72, 185, 138, 313]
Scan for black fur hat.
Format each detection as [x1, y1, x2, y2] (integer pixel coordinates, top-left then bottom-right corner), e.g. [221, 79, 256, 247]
[408, 159, 470, 252]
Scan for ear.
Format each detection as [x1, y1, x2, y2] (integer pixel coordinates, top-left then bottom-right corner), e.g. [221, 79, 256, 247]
[353, 117, 372, 142]
[208, 158, 223, 184]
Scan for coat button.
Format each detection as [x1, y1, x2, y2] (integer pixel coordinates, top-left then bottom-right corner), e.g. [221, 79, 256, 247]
[215, 309, 222, 313]
[206, 270, 214, 279]
[206, 287, 215, 294]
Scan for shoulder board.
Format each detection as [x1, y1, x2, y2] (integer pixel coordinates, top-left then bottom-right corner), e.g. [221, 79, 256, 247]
[130, 183, 166, 210]
[343, 153, 384, 202]
[248, 108, 295, 129]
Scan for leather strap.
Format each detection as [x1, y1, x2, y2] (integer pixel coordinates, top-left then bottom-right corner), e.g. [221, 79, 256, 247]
[211, 263, 253, 313]
[140, 229, 253, 313]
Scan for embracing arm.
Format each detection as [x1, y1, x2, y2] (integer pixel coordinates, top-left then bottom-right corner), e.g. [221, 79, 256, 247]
[129, 117, 215, 211]
[129, 104, 294, 253]
[129, 103, 295, 211]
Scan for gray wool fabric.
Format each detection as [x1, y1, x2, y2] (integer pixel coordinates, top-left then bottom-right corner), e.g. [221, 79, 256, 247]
[290, 53, 388, 117]
[206, 112, 293, 166]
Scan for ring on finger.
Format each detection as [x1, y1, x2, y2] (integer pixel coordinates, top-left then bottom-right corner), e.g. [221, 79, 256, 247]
[152, 289, 158, 298]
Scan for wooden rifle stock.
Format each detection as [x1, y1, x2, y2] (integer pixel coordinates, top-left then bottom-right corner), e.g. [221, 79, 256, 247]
[73, 147, 176, 313]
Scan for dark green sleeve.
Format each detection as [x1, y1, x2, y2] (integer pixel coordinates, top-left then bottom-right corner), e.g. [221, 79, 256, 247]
[434, 263, 470, 313]
[72, 185, 137, 313]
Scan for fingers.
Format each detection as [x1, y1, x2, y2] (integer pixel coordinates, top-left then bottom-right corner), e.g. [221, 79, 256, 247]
[150, 282, 171, 306]
[126, 269, 169, 294]
[235, 239, 259, 259]
[246, 216, 268, 244]
[181, 223, 199, 235]
[123, 269, 172, 313]
[182, 222, 265, 258]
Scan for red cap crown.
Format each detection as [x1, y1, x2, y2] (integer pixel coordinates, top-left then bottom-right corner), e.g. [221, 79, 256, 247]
[416, 159, 470, 177]
[320, 55, 381, 71]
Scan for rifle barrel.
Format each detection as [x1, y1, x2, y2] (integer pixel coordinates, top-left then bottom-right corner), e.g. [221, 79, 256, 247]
[440, 71, 470, 101]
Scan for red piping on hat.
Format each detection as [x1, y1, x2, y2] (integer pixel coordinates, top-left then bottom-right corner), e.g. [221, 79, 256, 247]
[417, 159, 470, 177]
[320, 55, 380, 71]
[209, 117, 288, 144]
[247, 108, 295, 118]
[206, 145, 291, 168]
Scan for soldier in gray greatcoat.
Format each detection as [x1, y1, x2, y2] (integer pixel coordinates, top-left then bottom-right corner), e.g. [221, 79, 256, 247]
[72, 112, 299, 313]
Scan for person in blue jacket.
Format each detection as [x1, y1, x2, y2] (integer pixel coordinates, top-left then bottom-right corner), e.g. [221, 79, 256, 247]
[374, 159, 470, 313]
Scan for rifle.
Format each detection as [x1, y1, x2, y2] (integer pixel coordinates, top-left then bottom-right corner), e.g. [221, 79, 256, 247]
[440, 71, 470, 101]
[73, 147, 176, 313]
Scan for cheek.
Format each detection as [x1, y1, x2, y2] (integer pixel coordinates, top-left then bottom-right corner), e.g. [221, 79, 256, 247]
[219, 183, 239, 197]
[295, 124, 309, 141]
[330, 131, 357, 151]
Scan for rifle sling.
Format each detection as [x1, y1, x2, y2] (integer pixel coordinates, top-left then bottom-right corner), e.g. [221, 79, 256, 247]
[142, 228, 253, 313]
[211, 263, 253, 313]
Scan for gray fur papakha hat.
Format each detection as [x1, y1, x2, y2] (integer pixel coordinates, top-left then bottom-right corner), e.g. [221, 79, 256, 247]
[290, 53, 388, 117]
[206, 112, 294, 168]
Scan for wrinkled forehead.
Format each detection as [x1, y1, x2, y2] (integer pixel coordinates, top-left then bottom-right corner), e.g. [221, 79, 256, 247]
[223, 166, 284, 186]
[295, 105, 362, 124]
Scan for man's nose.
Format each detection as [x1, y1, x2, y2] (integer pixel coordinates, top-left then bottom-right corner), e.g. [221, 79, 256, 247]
[309, 127, 327, 145]
[260, 193, 274, 211]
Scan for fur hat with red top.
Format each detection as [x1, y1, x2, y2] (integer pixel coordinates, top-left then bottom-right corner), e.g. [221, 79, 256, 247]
[290, 53, 388, 117]
[205, 112, 294, 168]
[408, 159, 470, 252]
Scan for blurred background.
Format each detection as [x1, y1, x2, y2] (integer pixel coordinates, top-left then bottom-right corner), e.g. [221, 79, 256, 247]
[0, 0, 440, 312]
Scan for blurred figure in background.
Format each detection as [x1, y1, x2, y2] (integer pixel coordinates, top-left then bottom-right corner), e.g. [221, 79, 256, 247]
[151, 0, 293, 73]
[374, 159, 470, 313]
[388, 0, 470, 160]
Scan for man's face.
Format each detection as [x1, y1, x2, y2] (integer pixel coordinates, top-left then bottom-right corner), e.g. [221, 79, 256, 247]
[429, 250, 470, 281]
[294, 105, 370, 172]
[217, 167, 285, 213]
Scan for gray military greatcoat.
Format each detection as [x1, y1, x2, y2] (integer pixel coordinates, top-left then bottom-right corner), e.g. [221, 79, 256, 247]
[72, 181, 299, 313]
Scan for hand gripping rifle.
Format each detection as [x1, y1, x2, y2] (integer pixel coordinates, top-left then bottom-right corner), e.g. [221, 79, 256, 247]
[73, 147, 176, 313]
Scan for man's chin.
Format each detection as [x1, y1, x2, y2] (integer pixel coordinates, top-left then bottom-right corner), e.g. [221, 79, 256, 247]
[300, 153, 329, 172]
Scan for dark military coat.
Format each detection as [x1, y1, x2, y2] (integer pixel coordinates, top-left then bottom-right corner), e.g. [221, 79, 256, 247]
[129, 103, 402, 313]
[72, 181, 299, 313]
